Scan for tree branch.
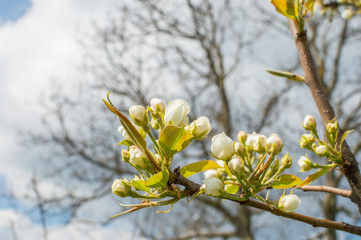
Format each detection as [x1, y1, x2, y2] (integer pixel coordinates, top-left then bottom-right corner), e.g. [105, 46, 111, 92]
[288, 19, 361, 213]
[299, 185, 351, 198]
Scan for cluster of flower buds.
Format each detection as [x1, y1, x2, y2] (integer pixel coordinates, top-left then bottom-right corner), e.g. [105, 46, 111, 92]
[202, 129, 300, 212]
[108, 97, 213, 200]
[104, 93, 303, 214]
[298, 115, 350, 172]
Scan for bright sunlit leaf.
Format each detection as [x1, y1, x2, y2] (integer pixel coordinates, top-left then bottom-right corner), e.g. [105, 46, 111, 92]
[180, 160, 221, 178]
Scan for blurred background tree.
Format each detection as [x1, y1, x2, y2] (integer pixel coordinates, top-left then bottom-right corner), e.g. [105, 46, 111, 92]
[19, 0, 361, 239]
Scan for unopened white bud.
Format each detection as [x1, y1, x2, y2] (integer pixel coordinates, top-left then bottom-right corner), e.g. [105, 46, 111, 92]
[129, 105, 148, 126]
[279, 194, 301, 213]
[188, 116, 212, 140]
[303, 115, 316, 131]
[266, 133, 283, 154]
[129, 146, 148, 169]
[315, 145, 328, 157]
[204, 177, 224, 196]
[150, 98, 165, 113]
[297, 156, 313, 172]
[228, 158, 243, 174]
[164, 99, 190, 127]
[211, 132, 235, 160]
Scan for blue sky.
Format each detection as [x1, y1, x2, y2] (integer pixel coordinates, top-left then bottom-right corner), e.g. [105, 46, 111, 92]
[0, 0, 31, 23]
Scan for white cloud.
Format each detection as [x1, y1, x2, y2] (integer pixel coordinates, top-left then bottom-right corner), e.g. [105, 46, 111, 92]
[0, 0, 137, 238]
[0, 209, 136, 240]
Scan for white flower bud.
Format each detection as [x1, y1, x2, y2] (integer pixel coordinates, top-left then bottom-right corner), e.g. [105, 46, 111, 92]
[211, 132, 235, 160]
[341, 9, 353, 20]
[234, 142, 245, 155]
[228, 158, 243, 174]
[204, 169, 218, 179]
[204, 177, 224, 196]
[237, 131, 248, 143]
[266, 133, 283, 154]
[118, 126, 131, 140]
[164, 99, 190, 127]
[315, 145, 328, 157]
[129, 146, 148, 169]
[150, 98, 165, 113]
[253, 134, 267, 153]
[187, 116, 212, 140]
[245, 132, 258, 151]
[297, 156, 313, 172]
[279, 194, 301, 213]
[303, 115, 316, 131]
[129, 105, 148, 126]
[111, 179, 132, 197]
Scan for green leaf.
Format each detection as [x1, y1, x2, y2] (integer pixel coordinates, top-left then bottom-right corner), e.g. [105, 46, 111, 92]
[341, 130, 353, 146]
[103, 92, 160, 171]
[271, 174, 302, 189]
[116, 139, 134, 147]
[145, 169, 169, 188]
[297, 168, 332, 188]
[225, 184, 240, 194]
[180, 160, 221, 178]
[270, 0, 298, 21]
[266, 70, 305, 82]
[131, 179, 152, 193]
[158, 125, 194, 157]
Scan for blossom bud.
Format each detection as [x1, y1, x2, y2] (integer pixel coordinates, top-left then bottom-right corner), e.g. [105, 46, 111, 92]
[228, 158, 244, 174]
[129, 146, 148, 169]
[204, 177, 224, 196]
[281, 153, 292, 169]
[164, 99, 190, 127]
[279, 194, 301, 213]
[187, 116, 212, 140]
[234, 142, 245, 155]
[253, 134, 267, 153]
[299, 133, 315, 149]
[326, 122, 338, 135]
[211, 132, 235, 160]
[237, 131, 248, 143]
[315, 145, 328, 157]
[121, 149, 130, 163]
[341, 9, 353, 20]
[297, 156, 313, 172]
[245, 132, 257, 151]
[129, 105, 148, 126]
[111, 179, 133, 198]
[118, 126, 131, 140]
[204, 169, 218, 179]
[266, 133, 283, 154]
[150, 98, 165, 113]
[303, 115, 316, 131]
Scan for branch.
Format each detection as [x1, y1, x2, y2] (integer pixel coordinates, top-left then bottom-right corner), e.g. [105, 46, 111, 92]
[299, 185, 351, 198]
[242, 198, 361, 236]
[171, 174, 361, 236]
[288, 19, 361, 213]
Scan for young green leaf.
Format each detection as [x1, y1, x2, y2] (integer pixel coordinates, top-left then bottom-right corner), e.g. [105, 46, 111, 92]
[297, 168, 332, 188]
[159, 125, 194, 158]
[144, 169, 169, 188]
[266, 70, 305, 82]
[103, 92, 161, 171]
[271, 174, 302, 189]
[180, 160, 221, 178]
[270, 0, 298, 21]
[225, 184, 240, 195]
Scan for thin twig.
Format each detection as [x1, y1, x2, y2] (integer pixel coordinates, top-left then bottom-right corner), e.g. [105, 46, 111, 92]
[299, 185, 351, 198]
